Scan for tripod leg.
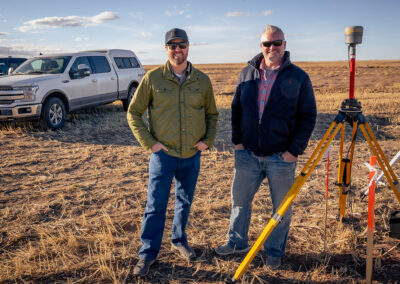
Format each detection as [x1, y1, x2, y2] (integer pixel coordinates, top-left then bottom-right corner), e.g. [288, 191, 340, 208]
[338, 121, 358, 220]
[358, 122, 400, 203]
[338, 159, 350, 220]
[337, 123, 345, 220]
[228, 121, 343, 283]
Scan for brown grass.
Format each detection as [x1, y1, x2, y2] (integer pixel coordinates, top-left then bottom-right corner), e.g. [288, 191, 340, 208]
[1, 60, 400, 283]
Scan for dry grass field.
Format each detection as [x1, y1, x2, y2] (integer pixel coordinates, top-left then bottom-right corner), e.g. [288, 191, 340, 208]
[1, 60, 400, 283]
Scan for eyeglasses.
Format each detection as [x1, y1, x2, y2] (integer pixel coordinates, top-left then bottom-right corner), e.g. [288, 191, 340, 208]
[262, 40, 284, 48]
[166, 43, 188, 50]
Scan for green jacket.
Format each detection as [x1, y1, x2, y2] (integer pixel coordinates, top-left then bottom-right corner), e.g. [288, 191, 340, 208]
[127, 62, 218, 158]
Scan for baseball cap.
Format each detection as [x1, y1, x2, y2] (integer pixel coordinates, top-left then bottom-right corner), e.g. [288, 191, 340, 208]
[165, 28, 189, 44]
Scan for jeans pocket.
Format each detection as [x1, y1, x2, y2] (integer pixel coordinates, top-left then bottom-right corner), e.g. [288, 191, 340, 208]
[234, 149, 254, 169]
[276, 152, 296, 164]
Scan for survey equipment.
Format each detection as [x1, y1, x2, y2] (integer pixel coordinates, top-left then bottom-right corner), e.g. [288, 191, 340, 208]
[226, 26, 400, 283]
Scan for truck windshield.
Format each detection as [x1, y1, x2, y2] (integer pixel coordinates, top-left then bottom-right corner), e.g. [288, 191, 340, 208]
[13, 56, 72, 75]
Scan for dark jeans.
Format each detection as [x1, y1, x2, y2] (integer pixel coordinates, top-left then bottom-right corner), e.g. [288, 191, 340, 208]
[138, 150, 201, 260]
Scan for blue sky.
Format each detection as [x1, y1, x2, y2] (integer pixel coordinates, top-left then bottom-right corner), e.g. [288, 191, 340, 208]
[1, 0, 399, 64]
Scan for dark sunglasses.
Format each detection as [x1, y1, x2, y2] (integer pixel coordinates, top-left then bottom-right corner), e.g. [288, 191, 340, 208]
[166, 43, 188, 50]
[262, 40, 283, 47]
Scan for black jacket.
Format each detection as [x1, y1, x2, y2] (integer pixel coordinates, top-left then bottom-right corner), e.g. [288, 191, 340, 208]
[231, 51, 317, 157]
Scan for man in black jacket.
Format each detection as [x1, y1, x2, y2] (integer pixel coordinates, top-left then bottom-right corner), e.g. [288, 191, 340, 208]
[215, 25, 317, 269]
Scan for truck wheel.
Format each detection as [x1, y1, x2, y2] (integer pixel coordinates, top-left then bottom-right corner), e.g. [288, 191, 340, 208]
[122, 86, 136, 111]
[41, 97, 66, 130]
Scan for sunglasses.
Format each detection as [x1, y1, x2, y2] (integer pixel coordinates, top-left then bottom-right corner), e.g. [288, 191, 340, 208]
[262, 40, 284, 47]
[166, 43, 188, 50]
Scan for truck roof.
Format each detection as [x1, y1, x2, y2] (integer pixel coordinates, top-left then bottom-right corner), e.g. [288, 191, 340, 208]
[33, 49, 138, 58]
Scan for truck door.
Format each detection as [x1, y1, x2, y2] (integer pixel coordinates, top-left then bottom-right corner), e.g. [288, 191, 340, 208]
[88, 56, 118, 104]
[64, 56, 98, 110]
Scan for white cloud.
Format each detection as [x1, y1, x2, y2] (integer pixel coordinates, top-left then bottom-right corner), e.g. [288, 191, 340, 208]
[18, 11, 119, 33]
[225, 10, 274, 17]
[0, 32, 8, 36]
[165, 10, 186, 17]
[0, 43, 65, 57]
[132, 32, 152, 38]
[75, 37, 89, 42]
[263, 10, 273, 16]
[91, 11, 118, 23]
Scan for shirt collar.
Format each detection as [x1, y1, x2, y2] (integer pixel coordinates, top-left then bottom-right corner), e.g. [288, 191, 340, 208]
[170, 61, 192, 83]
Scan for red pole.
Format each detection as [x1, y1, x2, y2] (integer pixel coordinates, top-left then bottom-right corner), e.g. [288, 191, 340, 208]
[349, 44, 356, 100]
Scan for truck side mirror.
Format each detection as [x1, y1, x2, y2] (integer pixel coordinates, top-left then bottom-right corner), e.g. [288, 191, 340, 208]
[70, 63, 91, 79]
[77, 64, 91, 77]
[8, 67, 14, 75]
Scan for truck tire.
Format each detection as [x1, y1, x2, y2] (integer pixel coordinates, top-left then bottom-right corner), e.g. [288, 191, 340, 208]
[41, 97, 66, 130]
[122, 86, 136, 111]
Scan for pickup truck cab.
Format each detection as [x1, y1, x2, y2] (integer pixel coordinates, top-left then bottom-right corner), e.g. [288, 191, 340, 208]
[0, 49, 145, 129]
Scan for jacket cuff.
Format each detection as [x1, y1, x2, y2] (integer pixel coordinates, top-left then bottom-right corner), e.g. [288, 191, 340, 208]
[288, 145, 300, 157]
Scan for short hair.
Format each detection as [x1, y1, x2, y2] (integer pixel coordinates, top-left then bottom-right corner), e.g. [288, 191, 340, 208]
[260, 25, 285, 42]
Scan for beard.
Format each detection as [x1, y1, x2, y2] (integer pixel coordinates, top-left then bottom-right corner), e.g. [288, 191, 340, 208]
[170, 51, 188, 65]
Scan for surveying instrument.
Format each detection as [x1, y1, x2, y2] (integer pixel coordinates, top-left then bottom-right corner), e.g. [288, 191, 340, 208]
[226, 26, 400, 283]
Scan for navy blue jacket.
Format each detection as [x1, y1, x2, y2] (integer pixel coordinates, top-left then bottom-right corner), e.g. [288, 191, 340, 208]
[231, 51, 317, 157]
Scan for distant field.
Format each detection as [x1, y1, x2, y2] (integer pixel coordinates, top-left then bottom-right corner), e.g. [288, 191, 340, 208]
[1, 61, 399, 283]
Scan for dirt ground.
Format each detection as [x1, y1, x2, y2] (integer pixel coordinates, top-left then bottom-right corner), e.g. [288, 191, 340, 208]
[0, 60, 400, 283]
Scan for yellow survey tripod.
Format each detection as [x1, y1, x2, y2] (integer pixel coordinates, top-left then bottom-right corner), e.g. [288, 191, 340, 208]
[226, 26, 400, 283]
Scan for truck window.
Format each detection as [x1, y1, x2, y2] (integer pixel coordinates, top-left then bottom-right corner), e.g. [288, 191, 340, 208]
[114, 57, 140, 69]
[114, 58, 125, 69]
[9, 59, 26, 70]
[89, 56, 111, 73]
[129, 57, 140, 68]
[14, 56, 71, 75]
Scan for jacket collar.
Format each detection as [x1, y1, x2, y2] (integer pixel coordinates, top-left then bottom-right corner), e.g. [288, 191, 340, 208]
[162, 61, 194, 82]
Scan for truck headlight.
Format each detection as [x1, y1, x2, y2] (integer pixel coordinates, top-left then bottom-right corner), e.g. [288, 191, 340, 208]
[16, 85, 39, 101]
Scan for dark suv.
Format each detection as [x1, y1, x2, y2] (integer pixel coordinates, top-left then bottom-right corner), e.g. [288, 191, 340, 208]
[0, 57, 27, 76]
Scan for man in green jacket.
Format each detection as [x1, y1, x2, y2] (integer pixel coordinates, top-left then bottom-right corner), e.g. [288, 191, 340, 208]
[127, 28, 218, 277]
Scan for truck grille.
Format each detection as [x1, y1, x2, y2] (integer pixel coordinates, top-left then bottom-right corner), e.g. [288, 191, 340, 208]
[0, 86, 24, 101]
[0, 100, 13, 104]
[0, 86, 13, 91]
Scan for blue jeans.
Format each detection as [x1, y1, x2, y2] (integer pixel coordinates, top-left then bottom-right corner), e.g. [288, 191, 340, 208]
[138, 150, 201, 260]
[227, 149, 296, 258]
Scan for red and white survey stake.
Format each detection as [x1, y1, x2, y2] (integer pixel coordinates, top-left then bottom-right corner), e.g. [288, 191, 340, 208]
[366, 156, 376, 284]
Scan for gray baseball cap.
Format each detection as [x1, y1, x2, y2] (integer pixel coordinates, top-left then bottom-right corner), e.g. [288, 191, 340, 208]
[165, 28, 189, 44]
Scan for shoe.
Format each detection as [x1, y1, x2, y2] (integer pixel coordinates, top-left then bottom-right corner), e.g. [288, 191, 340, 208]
[215, 243, 250, 256]
[133, 258, 156, 276]
[265, 255, 281, 270]
[171, 243, 196, 260]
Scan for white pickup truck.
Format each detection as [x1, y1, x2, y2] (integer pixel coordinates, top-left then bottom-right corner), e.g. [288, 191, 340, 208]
[0, 49, 145, 129]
